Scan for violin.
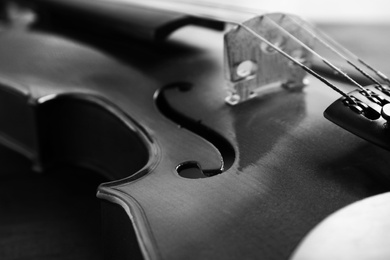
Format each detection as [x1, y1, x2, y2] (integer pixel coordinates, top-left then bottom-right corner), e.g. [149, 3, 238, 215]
[1, 0, 390, 259]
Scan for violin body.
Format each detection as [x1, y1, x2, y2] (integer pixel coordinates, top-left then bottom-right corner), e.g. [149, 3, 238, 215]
[0, 2, 390, 259]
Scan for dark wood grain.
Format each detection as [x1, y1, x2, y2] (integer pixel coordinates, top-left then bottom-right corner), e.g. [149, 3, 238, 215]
[0, 24, 222, 259]
[100, 24, 390, 260]
[0, 145, 104, 260]
[0, 12, 389, 260]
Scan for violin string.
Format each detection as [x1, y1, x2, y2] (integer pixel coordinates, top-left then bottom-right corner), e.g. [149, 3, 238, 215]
[287, 16, 382, 86]
[262, 15, 370, 95]
[240, 24, 355, 102]
[114, 0, 377, 101]
[299, 21, 390, 85]
[358, 59, 390, 85]
[163, 0, 390, 87]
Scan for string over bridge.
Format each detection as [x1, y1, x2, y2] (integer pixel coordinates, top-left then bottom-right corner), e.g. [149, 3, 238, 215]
[224, 13, 315, 105]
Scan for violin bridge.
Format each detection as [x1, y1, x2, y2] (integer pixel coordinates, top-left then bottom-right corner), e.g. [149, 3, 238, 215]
[224, 13, 314, 105]
[324, 85, 390, 151]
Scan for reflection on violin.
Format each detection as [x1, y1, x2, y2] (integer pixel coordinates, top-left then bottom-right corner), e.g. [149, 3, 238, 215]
[1, 0, 390, 259]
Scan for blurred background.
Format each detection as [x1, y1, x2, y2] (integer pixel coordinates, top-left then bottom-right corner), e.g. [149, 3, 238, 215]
[108, 0, 390, 75]
[112, 0, 390, 24]
[194, 0, 390, 23]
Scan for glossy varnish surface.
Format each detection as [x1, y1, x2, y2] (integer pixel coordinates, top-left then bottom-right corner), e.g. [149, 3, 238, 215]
[104, 26, 390, 259]
[0, 22, 389, 260]
[0, 145, 104, 260]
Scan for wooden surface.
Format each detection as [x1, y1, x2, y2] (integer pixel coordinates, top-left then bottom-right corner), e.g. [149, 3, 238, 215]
[0, 23, 222, 259]
[0, 18, 390, 260]
[106, 23, 390, 259]
[0, 145, 104, 260]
